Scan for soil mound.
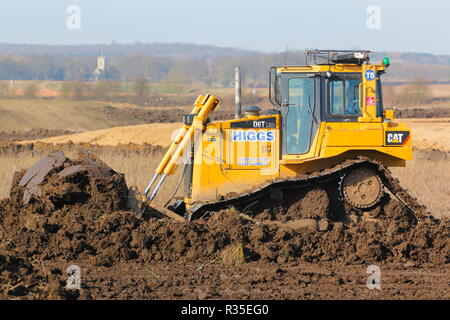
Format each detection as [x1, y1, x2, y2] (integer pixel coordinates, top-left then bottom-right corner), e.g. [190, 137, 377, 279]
[0, 153, 448, 270]
[396, 108, 450, 118]
[0, 151, 131, 264]
[129, 206, 449, 266]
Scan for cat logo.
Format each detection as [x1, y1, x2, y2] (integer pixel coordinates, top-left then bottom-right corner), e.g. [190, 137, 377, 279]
[385, 131, 410, 146]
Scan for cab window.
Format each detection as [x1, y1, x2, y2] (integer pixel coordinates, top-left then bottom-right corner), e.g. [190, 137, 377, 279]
[328, 77, 361, 117]
[285, 77, 315, 154]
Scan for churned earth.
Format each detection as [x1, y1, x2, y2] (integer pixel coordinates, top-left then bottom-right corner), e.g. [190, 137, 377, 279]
[0, 152, 448, 300]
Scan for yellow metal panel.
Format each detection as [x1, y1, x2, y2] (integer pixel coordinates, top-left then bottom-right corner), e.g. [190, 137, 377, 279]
[323, 122, 384, 147]
[281, 122, 325, 162]
[190, 116, 281, 202]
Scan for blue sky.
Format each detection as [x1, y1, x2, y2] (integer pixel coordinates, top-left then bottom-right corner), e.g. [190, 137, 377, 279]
[0, 0, 448, 54]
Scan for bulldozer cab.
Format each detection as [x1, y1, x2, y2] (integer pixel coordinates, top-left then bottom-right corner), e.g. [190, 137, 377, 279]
[270, 50, 387, 156]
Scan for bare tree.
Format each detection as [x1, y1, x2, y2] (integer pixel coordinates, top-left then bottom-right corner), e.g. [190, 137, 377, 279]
[23, 82, 39, 99]
[382, 84, 398, 108]
[132, 78, 148, 105]
[60, 81, 72, 100]
[409, 78, 430, 105]
[72, 81, 92, 101]
[0, 81, 9, 98]
[399, 78, 430, 106]
[93, 80, 112, 101]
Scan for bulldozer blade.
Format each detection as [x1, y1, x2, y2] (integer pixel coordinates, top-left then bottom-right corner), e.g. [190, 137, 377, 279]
[145, 202, 187, 223]
[127, 187, 186, 223]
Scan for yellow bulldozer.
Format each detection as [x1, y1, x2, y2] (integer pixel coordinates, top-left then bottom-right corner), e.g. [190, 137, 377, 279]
[136, 50, 425, 223]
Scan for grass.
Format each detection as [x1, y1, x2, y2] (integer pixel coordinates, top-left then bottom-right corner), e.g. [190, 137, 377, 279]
[391, 158, 450, 218]
[0, 147, 448, 218]
[0, 99, 144, 132]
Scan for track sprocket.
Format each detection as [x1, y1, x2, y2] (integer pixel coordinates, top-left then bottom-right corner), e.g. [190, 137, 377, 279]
[341, 167, 383, 209]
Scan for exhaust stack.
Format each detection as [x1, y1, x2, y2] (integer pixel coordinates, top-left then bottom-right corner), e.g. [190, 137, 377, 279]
[235, 66, 241, 119]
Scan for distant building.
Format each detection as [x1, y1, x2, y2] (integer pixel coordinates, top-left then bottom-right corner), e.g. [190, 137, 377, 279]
[93, 54, 106, 81]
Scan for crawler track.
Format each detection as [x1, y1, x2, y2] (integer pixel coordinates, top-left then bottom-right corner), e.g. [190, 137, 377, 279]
[188, 156, 428, 220]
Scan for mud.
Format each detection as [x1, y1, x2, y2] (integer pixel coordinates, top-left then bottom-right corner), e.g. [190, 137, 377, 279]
[44, 260, 449, 300]
[0, 249, 86, 300]
[104, 105, 235, 124]
[0, 152, 448, 300]
[1, 151, 131, 263]
[0, 141, 164, 157]
[0, 129, 77, 143]
[242, 187, 331, 221]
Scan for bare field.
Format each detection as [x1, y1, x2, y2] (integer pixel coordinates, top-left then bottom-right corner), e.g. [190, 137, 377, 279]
[391, 158, 450, 218]
[0, 99, 143, 131]
[427, 83, 450, 99]
[403, 118, 450, 152]
[20, 123, 182, 147]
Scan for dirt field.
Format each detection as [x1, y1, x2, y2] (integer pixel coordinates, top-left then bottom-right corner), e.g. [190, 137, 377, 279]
[0, 84, 448, 139]
[40, 260, 449, 300]
[402, 118, 450, 152]
[19, 123, 182, 147]
[0, 149, 448, 300]
[0, 99, 188, 132]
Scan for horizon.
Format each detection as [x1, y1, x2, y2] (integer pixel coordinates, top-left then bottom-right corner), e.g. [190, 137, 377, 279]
[0, 41, 448, 58]
[0, 0, 449, 55]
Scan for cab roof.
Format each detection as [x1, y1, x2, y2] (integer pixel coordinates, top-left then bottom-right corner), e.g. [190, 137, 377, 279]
[305, 49, 371, 65]
[276, 64, 385, 74]
[275, 50, 386, 73]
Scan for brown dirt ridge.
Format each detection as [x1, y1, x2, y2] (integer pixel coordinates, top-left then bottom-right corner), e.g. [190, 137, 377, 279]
[0, 129, 77, 143]
[0, 152, 448, 299]
[396, 107, 450, 118]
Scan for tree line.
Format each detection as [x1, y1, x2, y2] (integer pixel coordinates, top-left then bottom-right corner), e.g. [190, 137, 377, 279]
[0, 52, 306, 86]
[383, 79, 432, 108]
[0, 51, 449, 86]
